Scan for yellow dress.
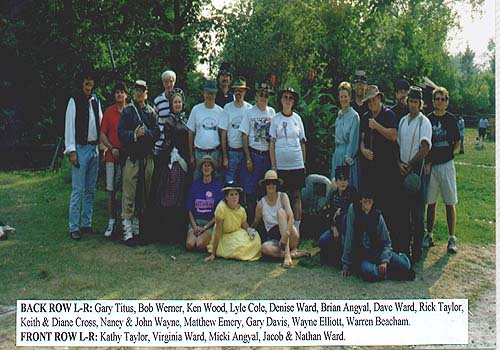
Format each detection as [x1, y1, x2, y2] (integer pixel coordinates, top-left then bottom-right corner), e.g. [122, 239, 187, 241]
[207, 201, 261, 261]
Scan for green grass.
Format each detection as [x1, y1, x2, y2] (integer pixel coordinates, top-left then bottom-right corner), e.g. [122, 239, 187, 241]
[0, 127, 495, 305]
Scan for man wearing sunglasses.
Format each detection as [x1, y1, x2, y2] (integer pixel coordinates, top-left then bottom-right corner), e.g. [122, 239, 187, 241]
[215, 62, 234, 108]
[424, 87, 460, 254]
[219, 77, 252, 184]
[239, 82, 276, 223]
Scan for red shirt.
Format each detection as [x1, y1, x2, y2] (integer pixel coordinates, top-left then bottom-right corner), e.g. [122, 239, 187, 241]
[101, 104, 122, 163]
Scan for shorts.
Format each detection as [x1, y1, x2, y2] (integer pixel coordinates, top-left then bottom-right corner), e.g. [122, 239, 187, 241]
[278, 168, 306, 192]
[478, 128, 486, 137]
[105, 162, 123, 192]
[426, 160, 458, 205]
[264, 225, 281, 243]
[188, 218, 213, 235]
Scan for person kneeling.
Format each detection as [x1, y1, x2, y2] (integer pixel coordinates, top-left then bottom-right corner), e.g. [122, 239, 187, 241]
[252, 170, 309, 268]
[340, 191, 415, 281]
[205, 182, 261, 262]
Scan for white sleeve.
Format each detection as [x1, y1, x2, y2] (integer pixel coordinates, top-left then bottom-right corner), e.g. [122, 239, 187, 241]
[297, 114, 306, 141]
[239, 109, 250, 135]
[420, 117, 433, 150]
[269, 115, 277, 140]
[218, 108, 229, 130]
[187, 106, 196, 132]
[64, 98, 76, 154]
[98, 99, 103, 125]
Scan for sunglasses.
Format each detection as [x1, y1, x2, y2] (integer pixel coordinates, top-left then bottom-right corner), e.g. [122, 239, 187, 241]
[265, 180, 279, 186]
[434, 97, 448, 102]
[258, 92, 270, 98]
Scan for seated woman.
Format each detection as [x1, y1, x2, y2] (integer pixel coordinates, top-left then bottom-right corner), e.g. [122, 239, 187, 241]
[205, 182, 261, 262]
[252, 170, 309, 267]
[318, 165, 358, 267]
[340, 190, 415, 282]
[185, 155, 223, 251]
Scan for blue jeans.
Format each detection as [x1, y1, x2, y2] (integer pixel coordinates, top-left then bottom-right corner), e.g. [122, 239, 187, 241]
[241, 150, 271, 195]
[360, 252, 411, 282]
[225, 149, 245, 183]
[319, 214, 347, 267]
[69, 144, 99, 232]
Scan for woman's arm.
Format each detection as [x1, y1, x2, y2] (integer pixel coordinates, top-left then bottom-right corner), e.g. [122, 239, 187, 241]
[251, 201, 263, 229]
[205, 217, 224, 262]
[269, 138, 277, 170]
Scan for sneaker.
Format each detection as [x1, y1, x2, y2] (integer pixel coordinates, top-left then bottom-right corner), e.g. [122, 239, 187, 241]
[122, 218, 133, 243]
[447, 235, 457, 254]
[104, 225, 114, 238]
[422, 232, 435, 248]
[69, 230, 81, 240]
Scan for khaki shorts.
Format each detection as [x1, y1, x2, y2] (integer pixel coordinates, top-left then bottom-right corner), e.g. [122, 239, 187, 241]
[426, 160, 458, 205]
[105, 162, 123, 192]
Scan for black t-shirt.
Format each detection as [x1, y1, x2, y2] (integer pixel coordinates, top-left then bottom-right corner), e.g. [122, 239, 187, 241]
[215, 90, 234, 108]
[427, 111, 460, 165]
[360, 106, 398, 165]
[391, 103, 409, 124]
[351, 99, 368, 119]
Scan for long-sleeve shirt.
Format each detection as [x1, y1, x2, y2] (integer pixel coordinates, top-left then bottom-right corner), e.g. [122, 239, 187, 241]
[64, 95, 102, 154]
[341, 204, 393, 271]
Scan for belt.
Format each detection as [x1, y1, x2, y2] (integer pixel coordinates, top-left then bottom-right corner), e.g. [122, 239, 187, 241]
[250, 147, 269, 155]
[80, 140, 98, 145]
[195, 146, 220, 153]
[228, 147, 243, 152]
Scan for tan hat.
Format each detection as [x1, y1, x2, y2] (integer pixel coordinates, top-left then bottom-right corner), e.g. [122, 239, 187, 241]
[258, 170, 284, 186]
[363, 85, 384, 103]
[198, 155, 217, 171]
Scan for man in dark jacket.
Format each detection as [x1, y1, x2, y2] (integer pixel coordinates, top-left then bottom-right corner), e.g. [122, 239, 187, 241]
[118, 80, 160, 245]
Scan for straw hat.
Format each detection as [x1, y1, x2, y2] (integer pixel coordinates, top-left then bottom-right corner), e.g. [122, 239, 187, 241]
[258, 170, 284, 186]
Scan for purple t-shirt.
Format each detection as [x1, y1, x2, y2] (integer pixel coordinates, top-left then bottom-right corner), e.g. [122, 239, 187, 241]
[186, 179, 224, 221]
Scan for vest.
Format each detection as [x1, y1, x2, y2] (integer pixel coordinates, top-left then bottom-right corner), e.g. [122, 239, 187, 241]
[74, 92, 100, 145]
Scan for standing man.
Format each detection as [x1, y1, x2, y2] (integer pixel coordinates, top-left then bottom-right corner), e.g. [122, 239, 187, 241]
[424, 87, 460, 254]
[64, 67, 103, 240]
[118, 80, 160, 245]
[100, 82, 128, 238]
[239, 82, 276, 223]
[153, 70, 176, 157]
[477, 116, 489, 147]
[219, 76, 252, 183]
[391, 79, 410, 123]
[396, 86, 432, 263]
[457, 116, 465, 154]
[215, 62, 234, 108]
[359, 85, 400, 244]
[351, 70, 368, 118]
[188, 79, 224, 180]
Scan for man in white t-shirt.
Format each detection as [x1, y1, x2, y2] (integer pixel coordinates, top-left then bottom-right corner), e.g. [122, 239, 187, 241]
[239, 82, 276, 223]
[188, 79, 223, 180]
[219, 77, 252, 184]
[396, 86, 432, 264]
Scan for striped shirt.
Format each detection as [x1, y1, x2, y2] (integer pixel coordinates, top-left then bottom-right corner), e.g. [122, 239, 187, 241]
[153, 92, 171, 154]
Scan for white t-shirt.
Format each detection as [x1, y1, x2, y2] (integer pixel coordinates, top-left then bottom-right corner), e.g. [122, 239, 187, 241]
[270, 112, 306, 170]
[187, 102, 223, 149]
[397, 112, 432, 164]
[218, 101, 252, 149]
[239, 105, 275, 151]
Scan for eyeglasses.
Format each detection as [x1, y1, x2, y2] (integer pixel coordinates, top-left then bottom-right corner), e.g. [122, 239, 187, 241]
[265, 180, 278, 186]
[234, 88, 245, 94]
[258, 92, 270, 98]
[434, 97, 448, 102]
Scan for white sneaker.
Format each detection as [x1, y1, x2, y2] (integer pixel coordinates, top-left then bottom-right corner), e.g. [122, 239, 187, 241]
[132, 217, 140, 236]
[104, 220, 115, 238]
[122, 219, 133, 241]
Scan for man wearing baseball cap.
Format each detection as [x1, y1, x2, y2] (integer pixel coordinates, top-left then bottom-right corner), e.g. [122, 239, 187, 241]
[215, 62, 234, 108]
[391, 79, 410, 123]
[187, 79, 224, 180]
[118, 80, 160, 246]
[351, 70, 368, 118]
[218, 76, 252, 184]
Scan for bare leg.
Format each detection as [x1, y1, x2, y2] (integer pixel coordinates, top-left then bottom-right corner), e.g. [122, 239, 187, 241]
[186, 230, 196, 251]
[195, 231, 212, 251]
[291, 190, 302, 221]
[426, 203, 437, 233]
[445, 205, 456, 236]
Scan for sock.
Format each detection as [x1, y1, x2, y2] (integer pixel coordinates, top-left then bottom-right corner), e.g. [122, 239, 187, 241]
[108, 218, 116, 227]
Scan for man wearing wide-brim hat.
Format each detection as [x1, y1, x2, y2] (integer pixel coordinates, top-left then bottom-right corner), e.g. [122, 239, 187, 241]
[396, 86, 432, 264]
[239, 81, 276, 224]
[218, 76, 252, 186]
[187, 79, 224, 181]
[359, 84, 401, 247]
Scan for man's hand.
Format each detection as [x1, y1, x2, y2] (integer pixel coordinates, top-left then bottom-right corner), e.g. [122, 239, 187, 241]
[222, 155, 229, 169]
[246, 159, 253, 173]
[135, 125, 145, 139]
[69, 151, 78, 167]
[190, 155, 196, 170]
[378, 262, 388, 276]
[111, 148, 120, 161]
[361, 148, 374, 161]
[368, 118, 379, 130]
[425, 163, 431, 176]
[399, 162, 409, 176]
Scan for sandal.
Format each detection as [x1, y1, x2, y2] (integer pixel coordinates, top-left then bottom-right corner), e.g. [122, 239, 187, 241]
[290, 249, 311, 259]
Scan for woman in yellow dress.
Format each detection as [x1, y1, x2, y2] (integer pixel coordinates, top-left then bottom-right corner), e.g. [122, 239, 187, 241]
[205, 182, 261, 262]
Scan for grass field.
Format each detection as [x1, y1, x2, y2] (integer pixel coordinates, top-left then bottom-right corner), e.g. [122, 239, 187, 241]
[0, 128, 495, 306]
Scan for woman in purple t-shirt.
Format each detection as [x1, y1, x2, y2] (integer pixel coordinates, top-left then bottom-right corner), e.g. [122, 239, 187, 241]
[185, 155, 223, 251]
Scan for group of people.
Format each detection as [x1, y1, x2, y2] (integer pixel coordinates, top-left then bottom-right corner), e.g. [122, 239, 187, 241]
[63, 65, 461, 279]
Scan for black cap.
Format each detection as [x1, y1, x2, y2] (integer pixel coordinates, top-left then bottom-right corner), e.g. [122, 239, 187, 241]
[396, 79, 410, 91]
[354, 70, 367, 84]
[408, 86, 423, 100]
[335, 165, 350, 180]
